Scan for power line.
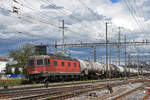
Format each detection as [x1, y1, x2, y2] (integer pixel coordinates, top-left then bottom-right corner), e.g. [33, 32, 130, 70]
[8, 1, 80, 37]
[78, 0, 103, 23]
[132, 0, 147, 33]
[1, 0, 105, 44]
[54, 41, 150, 47]
[43, 0, 100, 36]
[126, 0, 146, 32]
[0, 8, 59, 43]
[122, 0, 145, 33]
[17, 0, 100, 41]
[19, 0, 90, 35]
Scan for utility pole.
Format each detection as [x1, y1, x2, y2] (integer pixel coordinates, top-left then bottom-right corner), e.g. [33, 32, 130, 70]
[128, 54, 130, 66]
[55, 41, 57, 55]
[94, 47, 96, 62]
[128, 53, 131, 76]
[109, 46, 111, 64]
[106, 22, 109, 78]
[124, 35, 127, 77]
[118, 27, 121, 65]
[109, 45, 111, 78]
[118, 27, 123, 65]
[88, 56, 90, 61]
[135, 46, 139, 77]
[137, 53, 139, 77]
[59, 20, 68, 52]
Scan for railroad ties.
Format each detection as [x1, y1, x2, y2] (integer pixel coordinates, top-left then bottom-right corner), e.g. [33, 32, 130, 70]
[0, 79, 150, 100]
[0, 78, 148, 100]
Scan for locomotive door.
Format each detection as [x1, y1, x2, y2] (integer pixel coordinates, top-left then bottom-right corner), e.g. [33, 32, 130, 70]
[44, 58, 49, 72]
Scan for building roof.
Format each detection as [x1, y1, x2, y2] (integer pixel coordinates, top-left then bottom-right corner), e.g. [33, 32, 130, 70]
[0, 57, 8, 61]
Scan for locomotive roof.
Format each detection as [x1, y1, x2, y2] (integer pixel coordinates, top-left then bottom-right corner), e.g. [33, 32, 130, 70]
[49, 54, 77, 61]
[29, 54, 77, 61]
[29, 55, 50, 59]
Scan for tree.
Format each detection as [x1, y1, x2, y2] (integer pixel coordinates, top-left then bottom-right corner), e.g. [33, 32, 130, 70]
[5, 64, 13, 75]
[14, 67, 20, 74]
[8, 44, 35, 75]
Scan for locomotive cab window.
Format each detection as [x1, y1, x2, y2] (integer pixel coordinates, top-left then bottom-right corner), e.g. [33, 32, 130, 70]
[37, 59, 43, 65]
[68, 62, 71, 67]
[54, 61, 57, 66]
[61, 62, 65, 66]
[73, 63, 76, 67]
[28, 59, 34, 66]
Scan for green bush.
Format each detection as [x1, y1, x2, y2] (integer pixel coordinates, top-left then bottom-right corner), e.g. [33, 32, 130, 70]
[0, 79, 22, 86]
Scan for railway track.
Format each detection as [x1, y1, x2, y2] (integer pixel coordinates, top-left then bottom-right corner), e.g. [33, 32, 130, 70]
[0, 77, 141, 91]
[142, 92, 150, 100]
[0, 85, 92, 99]
[0, 78, 120, 92]
[0, 78, 134, 95]
[142, 85, 150, 100]
[50, 80, 145, 100]
[2, 79, 145, 100]
[112, 83, 146, 100]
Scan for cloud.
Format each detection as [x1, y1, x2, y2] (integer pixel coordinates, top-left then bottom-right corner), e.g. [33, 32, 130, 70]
[0, 7, 10, 16]
[40, 4, 64, 9]
[0, 0, 149, 62]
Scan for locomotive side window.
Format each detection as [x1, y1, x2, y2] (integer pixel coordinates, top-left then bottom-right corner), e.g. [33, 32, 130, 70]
[68, 62, 71, 67]
[73, 63, 76, 67]
[54, 61, 57, 66]
[37, 59, 43, 65]
[61, 62, 65, 66]
[28, 59, 34, 66]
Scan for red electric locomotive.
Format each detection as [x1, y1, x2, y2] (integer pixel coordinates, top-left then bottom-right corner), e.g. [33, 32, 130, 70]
[27, 55, 81, 82]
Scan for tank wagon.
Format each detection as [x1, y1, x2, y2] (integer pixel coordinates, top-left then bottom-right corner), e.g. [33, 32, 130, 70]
[27, 55, 150, 82]
[78, 59, 105, 79]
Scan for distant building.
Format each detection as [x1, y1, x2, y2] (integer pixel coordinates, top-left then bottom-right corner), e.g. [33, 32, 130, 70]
[0, 57, 8, 73]
[35, 45, 47, 55]
[0, 57, 8, 78]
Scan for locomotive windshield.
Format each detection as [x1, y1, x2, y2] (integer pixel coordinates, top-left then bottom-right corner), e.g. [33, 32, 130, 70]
[37, 59, 43, 65]
[37, 58, 50, 65]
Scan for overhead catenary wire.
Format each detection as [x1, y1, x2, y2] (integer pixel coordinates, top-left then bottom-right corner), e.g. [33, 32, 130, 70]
[77, 0, 105, 36]
[132, 0, 147, 34]
[15, 0, 99, 42]
[0, 1, 73, 41]
[123, 0, 144, 32]
[20, 0, 94, 35]
[0, 8, 57, 43]
[122, 0, 145, 34]
[11, 0, 106, 44]
[77, 0, 103, 23]
[42, 0, 101, 36]
[126, 0, 146, 33]
[18, 0, 93, 36]
[0, 4, 82, 44]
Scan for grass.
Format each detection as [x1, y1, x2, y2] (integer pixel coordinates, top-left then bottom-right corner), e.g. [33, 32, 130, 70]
[0, 79, 29, 87]
[0, 76, 142, 87]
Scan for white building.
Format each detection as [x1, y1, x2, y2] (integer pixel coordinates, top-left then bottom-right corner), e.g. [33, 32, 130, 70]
[0, 57, 8, 73]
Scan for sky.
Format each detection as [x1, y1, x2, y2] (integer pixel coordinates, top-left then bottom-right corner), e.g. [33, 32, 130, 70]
[0, 0, 150, 63]
[110, 0, 120, 3]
